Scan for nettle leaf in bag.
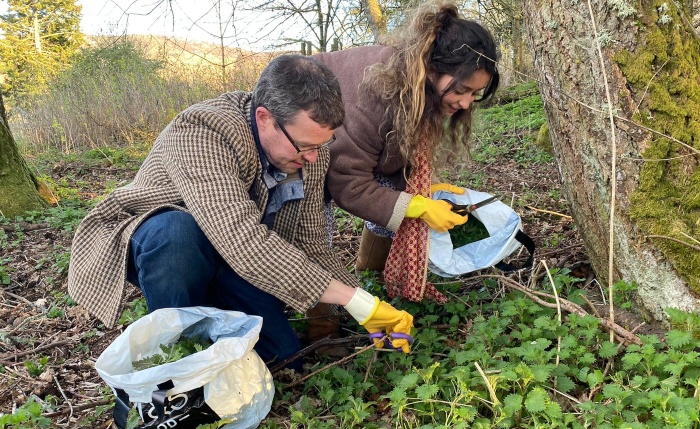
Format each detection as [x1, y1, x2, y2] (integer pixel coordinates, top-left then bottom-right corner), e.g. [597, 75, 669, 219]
[95, 307, 274, 429]
[429, 188, 535, 277]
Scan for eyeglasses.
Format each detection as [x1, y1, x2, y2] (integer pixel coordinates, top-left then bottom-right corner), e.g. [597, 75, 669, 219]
[276, 120, 336, 155]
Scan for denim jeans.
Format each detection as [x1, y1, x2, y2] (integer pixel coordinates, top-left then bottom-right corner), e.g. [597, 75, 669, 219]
[126, 209, 302, 371]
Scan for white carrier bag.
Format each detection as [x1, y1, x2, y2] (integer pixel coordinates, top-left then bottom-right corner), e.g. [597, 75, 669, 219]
[95, 306, 274, 429]
[429, 188, 535, 277]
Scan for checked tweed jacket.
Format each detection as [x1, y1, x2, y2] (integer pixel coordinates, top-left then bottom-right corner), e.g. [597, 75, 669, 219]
[67, 91, 361, 328]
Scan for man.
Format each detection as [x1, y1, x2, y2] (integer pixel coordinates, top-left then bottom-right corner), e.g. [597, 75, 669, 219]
[67, 55, 414, 371]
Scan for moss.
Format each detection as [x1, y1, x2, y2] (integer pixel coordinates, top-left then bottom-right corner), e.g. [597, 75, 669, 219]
[615, 1, 700, 294]
[536, 122, 553, 155]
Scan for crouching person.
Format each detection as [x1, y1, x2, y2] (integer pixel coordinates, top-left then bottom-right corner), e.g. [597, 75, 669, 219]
[67, 54, 414, 372]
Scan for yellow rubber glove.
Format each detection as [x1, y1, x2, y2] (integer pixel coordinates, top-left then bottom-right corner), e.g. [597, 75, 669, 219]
[405, 195, 468, 233]
[344, 289, 415, 353]
[430, 183, 466, 195]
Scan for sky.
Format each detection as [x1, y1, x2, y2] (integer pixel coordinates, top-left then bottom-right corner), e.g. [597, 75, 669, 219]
[0, 0, 288, 49]
[80, 0, 270, 47]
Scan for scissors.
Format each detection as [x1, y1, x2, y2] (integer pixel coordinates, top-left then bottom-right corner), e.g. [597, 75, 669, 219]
[368, 332, 414, 351]
[441, 195, 499, 216]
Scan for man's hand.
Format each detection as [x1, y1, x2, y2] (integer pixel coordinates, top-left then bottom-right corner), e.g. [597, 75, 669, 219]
[405, 195, 468, 232]
[344, 289, 414, 353]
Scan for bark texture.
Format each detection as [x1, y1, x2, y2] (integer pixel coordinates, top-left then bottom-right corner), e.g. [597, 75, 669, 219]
[522, 0, 700, 320]
[0, 95, 47, 218]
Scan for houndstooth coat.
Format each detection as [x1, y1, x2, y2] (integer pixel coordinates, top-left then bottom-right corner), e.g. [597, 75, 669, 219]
[67, 91, 360, 328]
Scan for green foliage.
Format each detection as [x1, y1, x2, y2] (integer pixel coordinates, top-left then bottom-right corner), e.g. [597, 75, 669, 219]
[0, 257, 12, 285]
[0, 397, 52, 428]
[119, 298, 149, 326]
[613, 280, 639, 310]
[0, 0, 83, 102]
[261, 270, 700, 428]
[333, 206, 364, 236]
[10, 36, 222, 152]
[25, 356, 49, 377]
[448, 215, 490, 248]
[472, 92, 551, 167]
[132, 336, 213, 371]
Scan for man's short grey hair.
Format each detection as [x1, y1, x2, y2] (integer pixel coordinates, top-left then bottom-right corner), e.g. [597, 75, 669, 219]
[252, 54, 344, 129]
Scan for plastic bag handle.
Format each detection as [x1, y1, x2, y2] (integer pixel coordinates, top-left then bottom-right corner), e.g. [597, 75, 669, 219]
[113, 380, 174, 429]
[494, 230, 536, 272]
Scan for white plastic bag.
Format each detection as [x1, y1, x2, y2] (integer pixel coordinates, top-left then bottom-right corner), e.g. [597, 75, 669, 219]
[95, 306, 274, 429]
[429, 188, 534, 277]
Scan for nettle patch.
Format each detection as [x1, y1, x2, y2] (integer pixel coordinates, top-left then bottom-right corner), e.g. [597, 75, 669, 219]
[262, 272, 700, 429]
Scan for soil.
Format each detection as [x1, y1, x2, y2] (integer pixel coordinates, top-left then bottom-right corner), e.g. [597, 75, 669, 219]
[0, 145, 665, 427]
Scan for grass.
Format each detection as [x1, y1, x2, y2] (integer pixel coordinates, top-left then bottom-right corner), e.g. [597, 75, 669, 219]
[471, 84, 551, 167]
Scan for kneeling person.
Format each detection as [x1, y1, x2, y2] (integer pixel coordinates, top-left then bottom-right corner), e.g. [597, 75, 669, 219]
[67, 54, 414, 371]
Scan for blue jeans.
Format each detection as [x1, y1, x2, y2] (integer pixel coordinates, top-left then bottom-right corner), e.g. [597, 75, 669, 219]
[126, 210, 302, 371]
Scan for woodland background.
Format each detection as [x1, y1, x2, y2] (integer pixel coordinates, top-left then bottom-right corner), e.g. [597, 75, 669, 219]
[1, 0, 700, 427]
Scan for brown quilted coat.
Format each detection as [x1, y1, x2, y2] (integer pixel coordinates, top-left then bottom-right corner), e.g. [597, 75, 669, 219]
[67, 91, 361, 328]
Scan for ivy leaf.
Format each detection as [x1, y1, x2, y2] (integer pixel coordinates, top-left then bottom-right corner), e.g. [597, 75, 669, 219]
[415, 383, 440, 400]
[666, 330, 693, 349]
[555, 376, 576, 393]
[598, 341, 619, 358]
[524, 388, 548, 413]
[502, 393, 523, 415]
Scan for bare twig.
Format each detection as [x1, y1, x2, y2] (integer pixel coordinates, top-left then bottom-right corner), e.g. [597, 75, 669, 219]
[586, 0, 618, 344]
[269, 335, 365, 374]
[43, 398, 114, 417]
[474, 361, 500, 405]
[646, 235, 700, 252]
[54, 374, 74, 421]
[286, 340, 384, 388]
[478, 274, 642, 345]
[543, 260, 562, 366]
[0, 339, 77, 365]
[524, 206, 573, 219]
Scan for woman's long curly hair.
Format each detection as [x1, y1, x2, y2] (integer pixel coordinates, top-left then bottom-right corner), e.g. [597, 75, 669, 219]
[361, 0, 499, 171]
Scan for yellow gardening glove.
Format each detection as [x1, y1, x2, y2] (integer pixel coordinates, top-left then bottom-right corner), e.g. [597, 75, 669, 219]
[405, 195, 468, 233]
[344, 289, 415, 353]
[430, 183, 466, 195]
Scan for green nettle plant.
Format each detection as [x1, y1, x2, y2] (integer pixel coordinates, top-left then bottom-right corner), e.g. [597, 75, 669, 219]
[260, 268, 700, 429]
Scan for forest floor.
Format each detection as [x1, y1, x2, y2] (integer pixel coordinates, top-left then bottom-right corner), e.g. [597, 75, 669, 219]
[0, 95, 667, 427]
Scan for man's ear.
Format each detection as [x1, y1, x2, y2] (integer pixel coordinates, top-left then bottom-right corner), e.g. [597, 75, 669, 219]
[255, 106, 273, 131]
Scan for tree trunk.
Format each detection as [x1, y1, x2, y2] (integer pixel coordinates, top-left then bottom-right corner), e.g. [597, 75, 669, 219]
[0, 94, 48, 218]
[361, 0, 386, 42]
[522, 0, 700, 321]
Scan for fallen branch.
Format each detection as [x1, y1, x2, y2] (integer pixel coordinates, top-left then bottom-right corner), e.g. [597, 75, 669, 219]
[286, 340, 382, 388]
[524, 206, 572, 219]
[0, 339, 77, 365]
[270, 335, 365, 375]
[43, 398, 113, 417]
[646, 235, 700, 252]
[476, 274, 642, 346]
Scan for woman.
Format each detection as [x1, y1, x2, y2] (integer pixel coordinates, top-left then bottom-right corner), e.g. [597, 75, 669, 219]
[315, 0, 499, 294]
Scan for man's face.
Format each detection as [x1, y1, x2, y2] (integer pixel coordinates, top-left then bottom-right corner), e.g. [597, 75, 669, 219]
[256, 107, 336, 174]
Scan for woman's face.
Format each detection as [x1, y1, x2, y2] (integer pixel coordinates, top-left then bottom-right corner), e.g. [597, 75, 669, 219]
[433, 69, 492, 116]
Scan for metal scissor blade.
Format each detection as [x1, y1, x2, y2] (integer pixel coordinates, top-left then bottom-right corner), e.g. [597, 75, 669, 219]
[470, 195, 499, 211]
